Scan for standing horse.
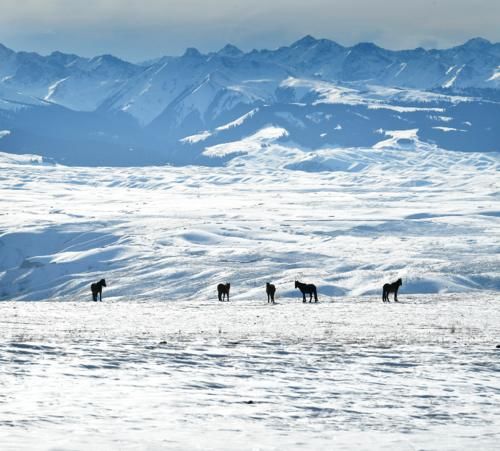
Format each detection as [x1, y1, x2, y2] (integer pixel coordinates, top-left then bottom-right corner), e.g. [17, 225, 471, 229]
[217, 283, 231, 302]
[295, 280, 318, 303]
[266, 282, 276, 304]
[382, 278, 402, 302]
[91, 278, 106, 302]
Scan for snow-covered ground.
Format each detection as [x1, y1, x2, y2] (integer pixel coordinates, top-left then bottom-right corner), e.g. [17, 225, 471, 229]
[0, 133, 499, 301]
[0, 135, 499, 448]
[0, 296, 499, 450]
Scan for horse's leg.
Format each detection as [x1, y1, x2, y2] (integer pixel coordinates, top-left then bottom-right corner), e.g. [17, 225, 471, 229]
[394, 289, 399, 302]
[302, 292, 306, 303]
[314, 289, 318, 303]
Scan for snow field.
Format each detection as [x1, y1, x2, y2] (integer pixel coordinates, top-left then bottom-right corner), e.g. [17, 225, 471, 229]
[0, 140, 499, 449]
[0, 296, 499, 450]
[0, 139, 499, 302]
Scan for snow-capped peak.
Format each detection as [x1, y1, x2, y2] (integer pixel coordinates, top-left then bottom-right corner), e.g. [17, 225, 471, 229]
[291, 35, 318, 48]
[462, 37, 492, 49]
[183, 47, 203, 58]
[217, 44, 243, 57]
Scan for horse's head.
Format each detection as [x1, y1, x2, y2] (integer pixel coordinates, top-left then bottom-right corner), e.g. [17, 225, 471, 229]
[100, 279, 107, 287]
[226, 283, 230, 290]
[397, 278, 402, 286]
[294, 280, 299, 288]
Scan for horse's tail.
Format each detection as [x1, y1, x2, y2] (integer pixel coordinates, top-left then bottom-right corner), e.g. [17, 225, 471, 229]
[217, 288, 222, 301]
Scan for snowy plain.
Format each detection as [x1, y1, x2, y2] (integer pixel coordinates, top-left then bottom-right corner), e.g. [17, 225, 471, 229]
[0, 296, 499, 450]
[0, 130, 499, 449]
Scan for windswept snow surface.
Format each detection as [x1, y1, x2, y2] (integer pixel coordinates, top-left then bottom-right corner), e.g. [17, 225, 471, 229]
[0, 297, 499, 450]
[0, 139, 500, 449]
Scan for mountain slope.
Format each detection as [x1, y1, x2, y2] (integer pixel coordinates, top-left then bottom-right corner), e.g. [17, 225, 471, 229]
[0, 37, 499, 165]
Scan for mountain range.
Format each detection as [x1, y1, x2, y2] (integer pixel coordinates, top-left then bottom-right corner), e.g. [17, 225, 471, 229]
[0, 36, 499, 165]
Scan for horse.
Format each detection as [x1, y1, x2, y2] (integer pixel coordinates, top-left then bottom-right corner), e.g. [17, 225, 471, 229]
[91, 278, 106, 302]
[266, 282, 276, 304]
[295, 280, 318, 303]
[217, 283, 230, 302]
[382, 278, 402, 303]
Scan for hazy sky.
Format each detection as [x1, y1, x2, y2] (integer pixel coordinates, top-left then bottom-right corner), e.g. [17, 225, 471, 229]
[1, 0, 499, 61]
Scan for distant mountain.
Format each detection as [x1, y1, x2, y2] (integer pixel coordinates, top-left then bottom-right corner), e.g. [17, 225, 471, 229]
[0, 37, 498, 165]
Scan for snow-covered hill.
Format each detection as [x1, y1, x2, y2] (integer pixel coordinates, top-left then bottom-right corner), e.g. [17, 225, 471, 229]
[1, 128, 498, 301]
[0, 37, 499, 165]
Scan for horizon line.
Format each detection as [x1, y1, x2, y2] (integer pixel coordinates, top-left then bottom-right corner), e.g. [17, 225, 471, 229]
[1, 35, 497, 64]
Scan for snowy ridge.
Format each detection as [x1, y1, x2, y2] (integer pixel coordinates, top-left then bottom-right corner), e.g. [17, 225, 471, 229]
[180, 130, 212, 144]
[203, 126, 288, 157]
[488, 66, 500, 81]
[0, 150, 43, 165]
[215, 108, 260, 131]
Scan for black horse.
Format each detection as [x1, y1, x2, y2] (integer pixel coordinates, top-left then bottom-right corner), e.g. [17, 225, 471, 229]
[266, 282, 276, 304]
[91, 279, 106, 302]
[295, 280, 318, 303]
[382, 278, 402, 302]
[217, 283, 231, 302]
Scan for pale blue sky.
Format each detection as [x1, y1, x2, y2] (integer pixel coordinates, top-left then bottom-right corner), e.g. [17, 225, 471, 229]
[1, 0, 499, 61]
